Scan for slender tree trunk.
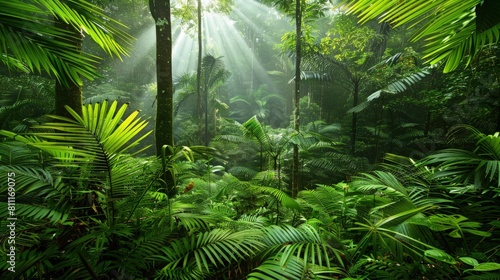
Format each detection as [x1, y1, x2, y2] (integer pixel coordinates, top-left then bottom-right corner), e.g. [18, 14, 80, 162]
[292, 0, 302, 198]
[204, 80, 209, 146]
[152, 0, 174, 150]
[197, 0, 204, 144]
[151, 0, 175, 196]
[54, 19, 83, 118]
[351, 79, 359, 155]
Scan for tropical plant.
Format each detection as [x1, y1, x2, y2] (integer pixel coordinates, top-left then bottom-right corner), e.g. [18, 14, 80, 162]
[348, 53, 434, 115]
[1, 99, 308, 279]
[0, 75, 54, 131]
[200, 54, 231, 145]
[295, 120, 371, 185]
[230, 84, 285, 124]
[299, 13, 382, 155]
[172, 0, 234, 145]
[420, 125, 500, 192]
[342, 0, 500, 73]
[241, 116, 296, 174]
[0, 100, 159, 278]
[1, 0, 133, 117]
[248, 223, 346, 279]
[416, 126, 500, 258]
[0, 0, 131, 85]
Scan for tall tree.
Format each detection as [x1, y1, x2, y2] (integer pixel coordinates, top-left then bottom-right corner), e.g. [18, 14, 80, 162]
[150, 0, 175, 153]
[172, 0, 233, 144]
[291, 0, 302, 198]
[262, 0, 302, 197]
[197, 0, 203, 143]
[301, 14, 381, 155]
[265, 0, 328, 196]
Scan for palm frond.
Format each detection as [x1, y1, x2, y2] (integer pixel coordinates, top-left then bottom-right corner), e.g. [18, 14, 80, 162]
[419, 127, 500, 190]
[342, 0, 500, 72]
[1, 0, 132, 85]
[351, 215, 453, 263]
[242, 116, 272, 151]
[348, 68, 431, 114]
[248, 254, 308, 280]
[299, 184, 344, 215]
[0, 165, 59, 199]
[35, 0, 133, 58]
[0, 246, 60, 280]
[156, 229, 264, 277]
[0, 141, 42, 166]
[250, 185, 300, 210]
[1, 101, 152, 227]
[258, 224, 343, 268]
[202, 54, 231, 92]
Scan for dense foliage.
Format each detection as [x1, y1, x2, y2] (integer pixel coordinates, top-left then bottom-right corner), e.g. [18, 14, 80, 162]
[1, 0, 500, 279]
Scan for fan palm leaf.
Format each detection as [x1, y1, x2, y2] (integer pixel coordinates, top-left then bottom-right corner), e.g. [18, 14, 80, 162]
[0, 101, 152, 226]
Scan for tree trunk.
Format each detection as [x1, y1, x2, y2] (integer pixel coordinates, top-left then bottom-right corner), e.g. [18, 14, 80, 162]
[152, 0, 174, 152]
[197, 0, 204, 144]
[153, 0, 174, 152]
[54, 19, 83, 118]
[351, 79, 359, 155]
[291, 0, 302, 198]
[151, 0, 175, 197]
[204, 79, 209, 146]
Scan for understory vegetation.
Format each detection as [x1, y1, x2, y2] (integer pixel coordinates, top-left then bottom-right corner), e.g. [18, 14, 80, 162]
[1, 0, 500, 279]
[1, 100, 499, 279]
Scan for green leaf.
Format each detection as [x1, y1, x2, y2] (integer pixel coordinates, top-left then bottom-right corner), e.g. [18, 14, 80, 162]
[424, 249, 457, 264]
[449, 229, 462, 238]
[459, 257, 479, 267]
[465, 262, 500, 272]
[462, 229, 492, 237]
[489, 221, 500, 227]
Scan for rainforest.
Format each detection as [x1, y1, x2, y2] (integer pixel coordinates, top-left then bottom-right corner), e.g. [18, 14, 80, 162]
[1, 0, 500, 279]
